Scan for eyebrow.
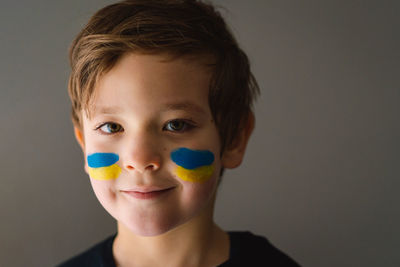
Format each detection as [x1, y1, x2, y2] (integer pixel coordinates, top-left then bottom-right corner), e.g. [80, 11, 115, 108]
[90, 102, 207, 118]
[92, 106, 123, 116]
[161, 102, 207, 116]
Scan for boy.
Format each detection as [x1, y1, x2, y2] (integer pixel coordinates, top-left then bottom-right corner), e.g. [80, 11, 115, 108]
[59, 0, 300, 266]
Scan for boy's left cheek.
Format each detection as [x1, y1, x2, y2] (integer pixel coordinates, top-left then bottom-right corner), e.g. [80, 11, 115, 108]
[170, 147, 215, 183]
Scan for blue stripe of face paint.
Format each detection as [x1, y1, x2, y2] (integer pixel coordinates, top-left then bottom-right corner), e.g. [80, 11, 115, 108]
[171, 148, 214, 169]
[87, 153, 119, 168]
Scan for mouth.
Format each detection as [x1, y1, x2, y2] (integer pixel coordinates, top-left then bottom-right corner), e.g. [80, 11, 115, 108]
[121, 187, 175, 200]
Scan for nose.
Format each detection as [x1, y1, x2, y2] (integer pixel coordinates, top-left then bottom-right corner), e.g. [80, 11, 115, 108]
[122, 131, 162, 173]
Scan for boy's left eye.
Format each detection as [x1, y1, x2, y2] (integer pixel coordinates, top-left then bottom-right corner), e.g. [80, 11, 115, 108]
[164, 120, 193, 132]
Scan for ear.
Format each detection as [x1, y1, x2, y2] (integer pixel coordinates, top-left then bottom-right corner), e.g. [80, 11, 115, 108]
[221, 111, 255, 169]
[74, 126, 85, 151]
[74, 126, 90, 175]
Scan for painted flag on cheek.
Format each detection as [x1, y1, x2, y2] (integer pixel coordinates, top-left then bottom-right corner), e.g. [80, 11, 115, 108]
[171, 148, 215, 183]
[87, 153, 121, 181]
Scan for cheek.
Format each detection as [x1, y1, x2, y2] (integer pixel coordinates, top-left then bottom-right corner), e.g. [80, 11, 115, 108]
[89, 179, 118, 214]
[88, 165, 121, 180]
[175, 165, 214, 183]
[179, 171, 219, 210]
[87, 152, 121, 181]
[171, 148, 215, 183]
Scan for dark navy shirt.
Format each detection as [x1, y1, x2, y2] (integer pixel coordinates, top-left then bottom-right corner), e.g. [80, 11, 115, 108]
[57, 231, 301, 266]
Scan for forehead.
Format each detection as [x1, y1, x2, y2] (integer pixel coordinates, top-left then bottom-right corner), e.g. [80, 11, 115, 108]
[86, 53, 215, 118]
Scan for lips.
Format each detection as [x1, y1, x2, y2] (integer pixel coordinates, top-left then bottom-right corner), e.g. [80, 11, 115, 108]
[121, 187, 175, 200]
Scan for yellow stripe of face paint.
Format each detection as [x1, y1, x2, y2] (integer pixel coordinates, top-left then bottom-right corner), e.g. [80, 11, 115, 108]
[88, 164, 122, 181]
[176, 165, 214, 183]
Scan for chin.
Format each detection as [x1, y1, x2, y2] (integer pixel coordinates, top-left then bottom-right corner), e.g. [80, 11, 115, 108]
[119, 214, 189, 237]
[121, 216, 186, 237]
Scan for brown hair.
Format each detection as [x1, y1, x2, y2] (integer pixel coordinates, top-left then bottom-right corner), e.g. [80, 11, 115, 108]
[68, 0, 259, 151]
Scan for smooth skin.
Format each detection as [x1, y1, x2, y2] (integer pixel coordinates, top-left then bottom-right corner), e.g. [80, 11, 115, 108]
[74, 53, 254, 267]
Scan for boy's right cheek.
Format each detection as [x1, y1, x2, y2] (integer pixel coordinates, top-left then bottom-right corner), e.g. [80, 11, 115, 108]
[86, 152, 122, 181]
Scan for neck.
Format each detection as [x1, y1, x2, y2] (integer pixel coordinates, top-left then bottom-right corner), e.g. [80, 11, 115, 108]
[112, 199, 229, 267]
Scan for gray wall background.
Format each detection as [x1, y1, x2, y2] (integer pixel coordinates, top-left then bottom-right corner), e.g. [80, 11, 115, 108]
[0, 1, 398, 266]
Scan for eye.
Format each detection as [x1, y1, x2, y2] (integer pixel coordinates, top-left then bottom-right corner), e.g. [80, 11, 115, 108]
[164, 120, 193, 133]
[97, 122, 123, 134]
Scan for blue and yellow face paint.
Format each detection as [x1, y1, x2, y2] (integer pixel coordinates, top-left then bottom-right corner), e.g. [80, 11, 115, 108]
[171, 148, 215, 183]
[87, 153, 121, 181]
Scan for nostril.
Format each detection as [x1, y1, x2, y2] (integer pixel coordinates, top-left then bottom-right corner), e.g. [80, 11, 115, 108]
[146, 162, 161, 171]
[145, 164, 156, 171]
[124, 160, 161, 172]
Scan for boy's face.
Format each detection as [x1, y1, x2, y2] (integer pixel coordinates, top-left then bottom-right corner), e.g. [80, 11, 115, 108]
[75, 53, 243, 236]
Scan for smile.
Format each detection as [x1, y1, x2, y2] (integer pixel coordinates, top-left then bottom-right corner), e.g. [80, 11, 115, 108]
[120, 187, 175, 200]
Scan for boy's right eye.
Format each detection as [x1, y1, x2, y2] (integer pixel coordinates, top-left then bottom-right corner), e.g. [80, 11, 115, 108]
[96, 122, 123, 134]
